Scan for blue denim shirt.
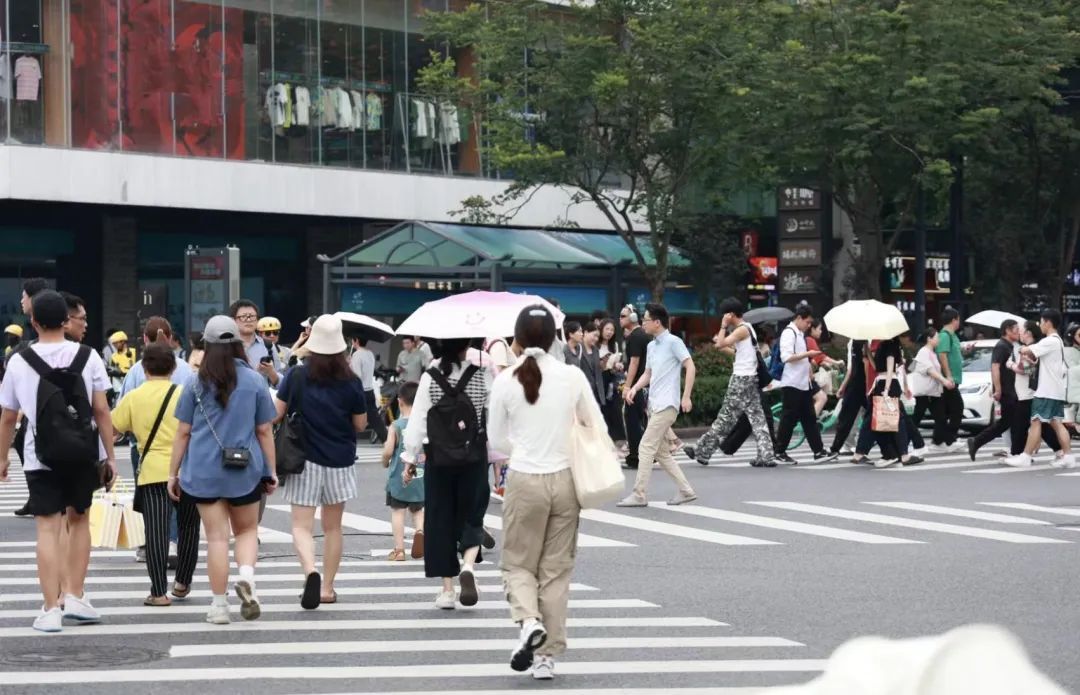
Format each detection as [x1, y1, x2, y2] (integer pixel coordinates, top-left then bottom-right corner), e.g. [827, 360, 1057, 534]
[175, 359, 277, 499]
[120, 358, 194, 399]
[645, 330, 691, 413]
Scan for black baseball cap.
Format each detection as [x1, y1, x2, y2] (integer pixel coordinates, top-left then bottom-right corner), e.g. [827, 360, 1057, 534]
[32, 290, 69, 330]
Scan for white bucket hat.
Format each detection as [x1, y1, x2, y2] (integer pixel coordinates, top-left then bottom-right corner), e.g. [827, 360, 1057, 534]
[305, 314, 347, 355]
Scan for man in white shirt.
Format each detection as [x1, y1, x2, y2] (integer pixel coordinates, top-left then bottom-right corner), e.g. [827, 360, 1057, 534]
[350, 337, 386, 443]
[773, 305, 837, 463]
[1006, 309, 1075, 468]
[617, 303, 697, 507]
[0, 290, 116, 633]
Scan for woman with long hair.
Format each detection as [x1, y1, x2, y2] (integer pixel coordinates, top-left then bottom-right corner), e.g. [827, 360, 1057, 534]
[401, 337, 491, 610]
[167, 316, 278, 625]
[597, 318, 626, 442]
[488, 305, 605, 681]
[275, 315, 368, 609]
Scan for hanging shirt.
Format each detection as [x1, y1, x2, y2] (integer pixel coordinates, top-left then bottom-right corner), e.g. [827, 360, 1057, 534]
[438, 102, 461, 144]
[320, 88, 337, 128]
[294, 86, 310, 126]
[350, 90, 365, 131]
[412, 99, 430, 138]
[335, 88, 354, 130]
[13, 56, 40, 102]
[366, 93, 383, 130]
[282, 84, 293, 128]
[266, 84, 287, 128]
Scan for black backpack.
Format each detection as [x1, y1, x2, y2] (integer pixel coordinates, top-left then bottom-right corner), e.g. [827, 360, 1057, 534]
[20, 345, 98, 470]
[425, 365, 485, 466]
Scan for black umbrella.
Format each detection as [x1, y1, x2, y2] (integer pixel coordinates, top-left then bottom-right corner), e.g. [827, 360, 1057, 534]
[743, 307, 794, 325]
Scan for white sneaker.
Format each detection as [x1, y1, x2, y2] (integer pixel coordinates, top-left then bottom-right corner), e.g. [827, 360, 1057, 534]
[234, 579, 261, 621]
[1052, 454, 1078, 469]
[874, 458, 900, 469]
[32, 606, 63, 633]
[926, 444, 948, 455]
[616, 493, 647, 508]
[435, 590, 456, 610]
[62, 594, 101, 624]
[532, 655, 555, 680]
[205, 603, 230, 625]
[947, 442, 967, 454]
[910, 447, 928, 457]
[1004, 453, 1033, 468]
[511, 618, 548, 672]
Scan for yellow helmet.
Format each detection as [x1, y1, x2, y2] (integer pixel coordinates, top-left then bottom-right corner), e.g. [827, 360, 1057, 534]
[109, 331, 128, 344]
[257, 316, 282, 332]
[4, 324, 23, 338]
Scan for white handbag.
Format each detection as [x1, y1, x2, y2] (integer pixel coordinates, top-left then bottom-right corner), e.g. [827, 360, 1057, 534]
[570, 406, 624, 509]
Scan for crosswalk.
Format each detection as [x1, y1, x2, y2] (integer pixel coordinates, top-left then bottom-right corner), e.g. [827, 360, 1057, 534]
[0, 474, 823, 691]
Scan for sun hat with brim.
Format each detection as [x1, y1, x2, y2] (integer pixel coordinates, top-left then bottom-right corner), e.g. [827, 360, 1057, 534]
[306, 315, 348, 355]
[202, 315, 242, 344]
[4, 324, 22, 338]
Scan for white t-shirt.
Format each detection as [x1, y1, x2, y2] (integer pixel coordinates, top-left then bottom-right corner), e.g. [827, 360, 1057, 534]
[779, 325, 811, 390]
[349, 348, 376, 391]
[13, 56, 41, 101]
[1031, 334, 1067, 401]
[0, 341, 109, 471]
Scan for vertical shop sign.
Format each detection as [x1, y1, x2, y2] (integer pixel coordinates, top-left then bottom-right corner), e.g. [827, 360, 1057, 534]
[184, 247, 240, 335]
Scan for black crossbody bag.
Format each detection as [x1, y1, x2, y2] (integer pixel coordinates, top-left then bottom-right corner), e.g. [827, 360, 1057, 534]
[194, 386, 251, 469]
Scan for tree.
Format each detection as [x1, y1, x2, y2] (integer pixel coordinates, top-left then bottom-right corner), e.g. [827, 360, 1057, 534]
[745, 0, 1080, 300]
[418, 0, 768, 300]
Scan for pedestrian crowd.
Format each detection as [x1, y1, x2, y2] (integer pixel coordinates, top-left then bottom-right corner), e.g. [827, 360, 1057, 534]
[0, 275, 1072, 682]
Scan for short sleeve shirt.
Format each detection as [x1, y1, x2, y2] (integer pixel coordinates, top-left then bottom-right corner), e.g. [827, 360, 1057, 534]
[991, 338, 1016, 399]
[624, 327, 651, 378]
[396, 349, 426, 383]
[350, 348, 376, 390]
[174, 360, 277, 499]
[644, 331, 691, 413]
[1030, 334, 1067, 401]
[936, 329, 964, 385]
[873, 340, 902, 374]
[277, 367, 367, 468]
[0, 341, 110, 471]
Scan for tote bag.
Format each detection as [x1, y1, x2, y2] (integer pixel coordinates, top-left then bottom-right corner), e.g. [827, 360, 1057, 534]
[570, 406, 624, 509]
[89, 484, 145, 549]
[871, 395, 901, 433]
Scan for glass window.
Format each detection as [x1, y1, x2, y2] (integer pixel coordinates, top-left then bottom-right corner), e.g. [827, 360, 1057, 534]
[3, 1, 46, 144]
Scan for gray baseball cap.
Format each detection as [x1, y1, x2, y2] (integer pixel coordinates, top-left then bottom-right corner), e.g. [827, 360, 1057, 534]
[203, 315, 242, 344]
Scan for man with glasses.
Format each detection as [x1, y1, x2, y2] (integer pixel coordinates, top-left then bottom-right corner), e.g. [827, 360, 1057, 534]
[61, 292, 88, 344]
[257, 316, 292, 367]
[229, 300, 283, 387]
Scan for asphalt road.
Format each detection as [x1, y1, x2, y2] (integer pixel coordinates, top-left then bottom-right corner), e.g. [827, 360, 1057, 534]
[0, 436, 1077, 694]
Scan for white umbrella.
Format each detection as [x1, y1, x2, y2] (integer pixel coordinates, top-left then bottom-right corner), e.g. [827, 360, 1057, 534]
[967, 310, 1025, 330]
[396, 291, 565, 340]
[824, 300, 910, 340]
[333, 312, 396, 343]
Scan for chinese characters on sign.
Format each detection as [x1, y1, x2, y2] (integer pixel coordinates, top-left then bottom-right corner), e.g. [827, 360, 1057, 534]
[884, 255, 951, 293]
[185, 247, 240, 335]
[777, 187, 822, 211]
[779, 212, 821, 239]
[779, 241, 821, 267]
[749, 256, 778, 287]
[778, 270, 817, 294]
[777, 185, 825, 301]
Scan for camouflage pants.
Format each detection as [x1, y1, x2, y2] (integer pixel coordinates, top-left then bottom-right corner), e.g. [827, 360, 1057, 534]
[695, 374, 775, 464]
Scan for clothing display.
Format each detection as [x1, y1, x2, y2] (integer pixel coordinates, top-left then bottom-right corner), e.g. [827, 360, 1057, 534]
[412, 98, 436, 138]
[438, 102, 461, 145]
[294, 86, 311, 126]
[265, 83, 288, 130]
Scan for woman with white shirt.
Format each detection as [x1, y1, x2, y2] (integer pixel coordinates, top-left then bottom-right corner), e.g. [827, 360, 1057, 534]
[488, 306, 605, 682]
[401, 338, 491, 611]
[910, 329, 951, 440]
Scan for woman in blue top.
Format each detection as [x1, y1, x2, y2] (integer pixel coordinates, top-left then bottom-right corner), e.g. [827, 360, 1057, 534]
[167, 315, 278, 626]
[275, 315, 368, 610]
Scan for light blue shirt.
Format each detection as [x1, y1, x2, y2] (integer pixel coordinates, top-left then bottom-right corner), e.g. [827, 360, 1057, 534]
[174, 359, 277, 499]
[243, 336, 284, 383]
[645, 330, 691, 413]
[120, 358, 194, 398]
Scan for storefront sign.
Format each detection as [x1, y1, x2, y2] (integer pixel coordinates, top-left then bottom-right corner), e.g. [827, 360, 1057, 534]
[779, 241, 822, 267]
[778, 186, 822, 211]
[778, 269, 818, 294]
[509, 285, 609, 316]
[749, 257, 778, 287]
[1064, 295, 1080, 313]
[884, 255, 951, 294]
[778, 211, 822, 239]
[625, 287, 713, 316]
[184, 247, 240, 335]
[740, 229, 759, 257]
[340, 285, 448, 316]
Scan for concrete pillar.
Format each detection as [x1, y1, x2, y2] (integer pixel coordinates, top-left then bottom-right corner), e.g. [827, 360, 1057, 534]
[101, 216, 138, 339]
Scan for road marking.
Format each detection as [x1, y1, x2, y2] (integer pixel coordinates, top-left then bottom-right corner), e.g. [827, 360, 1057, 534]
[0, 583, 597, 603]
[980, 502, 1080, 517]
[747, 502, 1069, 544]
[1054, 471, 1080, 476]
[880, 461, 995, 472]
[0, 616, 724, 638]
[866, 502, 1051, 525]
[483, 513, 633, 548]
[579, 509, 780, 546]
[0, 569, 506, 587]
[965, 464, 1057, 474]
[0, 659, 826, 684]
[800, 462, 863, 470]
[170, 635, 804, 658]
[280, 689, 766, 695]
[0, 599, 656, 620]
[647, 503, 920, 544]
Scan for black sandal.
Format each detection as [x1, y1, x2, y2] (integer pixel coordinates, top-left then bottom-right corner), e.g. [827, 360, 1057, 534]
[300, 571, 321, 610]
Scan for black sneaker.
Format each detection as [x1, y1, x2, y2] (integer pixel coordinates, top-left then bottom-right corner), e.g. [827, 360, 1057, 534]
[482, 528, 496, 550]
[903, 455, 924, 466]
[13, 502, 31, 518]
[967, 438, 977, 462]
[774, 452, 797, 464]
[683, 445, 710, 466]
[814, 451, 839, 463]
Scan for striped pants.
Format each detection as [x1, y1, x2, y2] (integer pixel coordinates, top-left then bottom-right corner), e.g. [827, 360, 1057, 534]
[140, 483, 200, 597]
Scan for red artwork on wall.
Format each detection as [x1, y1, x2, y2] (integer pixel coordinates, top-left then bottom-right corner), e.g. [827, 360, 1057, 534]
[70, 0, 245, 159]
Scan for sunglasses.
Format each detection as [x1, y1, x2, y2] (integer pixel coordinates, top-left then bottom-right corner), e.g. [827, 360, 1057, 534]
[260, 330, 279, 337]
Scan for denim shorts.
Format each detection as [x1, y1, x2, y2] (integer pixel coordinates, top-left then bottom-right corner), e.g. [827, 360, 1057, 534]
[1031, 397, 1065, 423]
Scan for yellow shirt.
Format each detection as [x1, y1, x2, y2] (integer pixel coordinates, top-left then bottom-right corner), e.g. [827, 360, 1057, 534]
[111, 348, 137, 375]
[111, 380, 183, 485]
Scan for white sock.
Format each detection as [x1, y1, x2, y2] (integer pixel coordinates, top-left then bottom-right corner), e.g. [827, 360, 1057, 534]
[211, 594, 228, 608]
[238, 564, 255, 581]
[462, 563, 474, 574]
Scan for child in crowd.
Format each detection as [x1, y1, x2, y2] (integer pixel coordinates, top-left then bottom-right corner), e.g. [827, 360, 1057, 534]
[381, 381, 425, 561]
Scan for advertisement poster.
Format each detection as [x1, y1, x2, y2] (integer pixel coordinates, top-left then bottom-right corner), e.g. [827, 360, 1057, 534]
[187, 253, 228, 334]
